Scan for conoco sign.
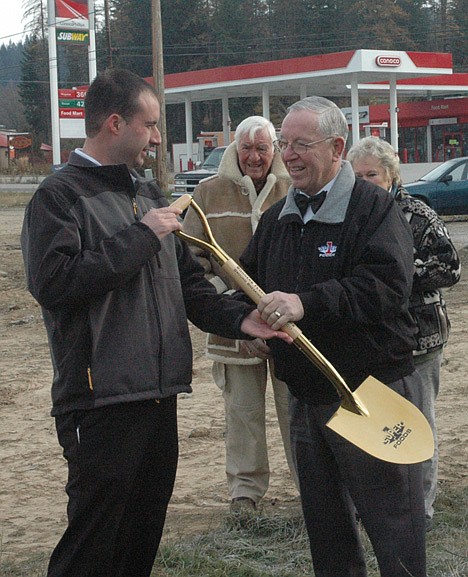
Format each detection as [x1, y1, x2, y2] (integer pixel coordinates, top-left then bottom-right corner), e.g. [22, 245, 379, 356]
[375, 55, 401, 67]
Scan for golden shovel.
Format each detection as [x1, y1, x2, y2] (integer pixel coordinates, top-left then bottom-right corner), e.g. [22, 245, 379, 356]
[172, 194, 434, 464]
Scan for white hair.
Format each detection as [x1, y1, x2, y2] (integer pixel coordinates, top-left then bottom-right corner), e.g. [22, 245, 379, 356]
[347, 136, 401, 185]
[287, 96, 349, 142]
[234, 116, 276, 146]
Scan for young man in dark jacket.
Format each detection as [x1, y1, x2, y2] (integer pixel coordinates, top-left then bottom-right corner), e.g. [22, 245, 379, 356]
[241, 96, 427, 577]
[21, 69, 289, 577]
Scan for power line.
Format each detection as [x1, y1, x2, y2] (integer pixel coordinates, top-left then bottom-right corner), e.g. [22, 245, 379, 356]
[0, 5, 104, 45]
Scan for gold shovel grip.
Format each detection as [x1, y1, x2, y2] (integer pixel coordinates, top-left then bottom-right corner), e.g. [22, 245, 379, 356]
[171, 194, 195, 213]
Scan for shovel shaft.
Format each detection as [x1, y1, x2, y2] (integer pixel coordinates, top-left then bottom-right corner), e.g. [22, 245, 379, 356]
[221, 259, 368, 416]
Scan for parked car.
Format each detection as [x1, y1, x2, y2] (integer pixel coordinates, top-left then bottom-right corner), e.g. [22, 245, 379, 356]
[172, 146, 226, 200]
[404, 156, 468, 215]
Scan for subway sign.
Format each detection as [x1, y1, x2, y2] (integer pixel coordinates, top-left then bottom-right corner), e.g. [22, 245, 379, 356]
[56, 30, 89, 44]
[375, 55, 401, 67]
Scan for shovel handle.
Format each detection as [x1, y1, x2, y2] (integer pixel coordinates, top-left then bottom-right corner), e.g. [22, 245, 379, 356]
[173, 194, 367, 416]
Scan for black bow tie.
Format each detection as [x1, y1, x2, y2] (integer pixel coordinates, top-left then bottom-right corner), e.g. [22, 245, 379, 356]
[295, 190, 327, 216]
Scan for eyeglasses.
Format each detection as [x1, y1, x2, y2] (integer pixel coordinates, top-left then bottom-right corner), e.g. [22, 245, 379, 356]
[275, 136, 334, 155]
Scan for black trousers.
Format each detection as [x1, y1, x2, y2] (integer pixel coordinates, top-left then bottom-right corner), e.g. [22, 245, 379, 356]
[47, 398, 179, 577]
[290, 373, 426, 577]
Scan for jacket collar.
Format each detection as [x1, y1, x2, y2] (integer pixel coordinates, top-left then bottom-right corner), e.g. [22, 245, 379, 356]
[66, 150, 139, 190]
[280, 160, 356, 224]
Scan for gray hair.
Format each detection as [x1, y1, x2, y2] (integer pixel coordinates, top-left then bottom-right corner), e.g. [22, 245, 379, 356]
[287, 96, 349, 143]
[347, 136, 401, 185]
[234, 116, 276, 146]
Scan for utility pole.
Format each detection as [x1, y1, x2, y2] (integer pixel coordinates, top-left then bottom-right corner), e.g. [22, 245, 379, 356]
[104, 0, 113, 68]
[151, 0, 168, 194]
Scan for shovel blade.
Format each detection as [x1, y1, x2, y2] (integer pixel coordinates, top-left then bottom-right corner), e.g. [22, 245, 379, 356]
[326, 376, 434, 464]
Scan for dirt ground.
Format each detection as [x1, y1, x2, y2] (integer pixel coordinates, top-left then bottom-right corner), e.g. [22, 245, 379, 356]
[0, 204, 467, 563]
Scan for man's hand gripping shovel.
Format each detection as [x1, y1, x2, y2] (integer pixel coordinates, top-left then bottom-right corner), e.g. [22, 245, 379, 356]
[172, 194, 434, 464]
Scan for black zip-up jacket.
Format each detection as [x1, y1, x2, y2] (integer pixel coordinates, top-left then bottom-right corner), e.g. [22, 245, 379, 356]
[240, 162, 417, 405]
[21, 152, 253, 415]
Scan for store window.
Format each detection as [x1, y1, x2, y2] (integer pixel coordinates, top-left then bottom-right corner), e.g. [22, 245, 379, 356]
[400, 127, 427, 163]
[432, 123, 467, 161]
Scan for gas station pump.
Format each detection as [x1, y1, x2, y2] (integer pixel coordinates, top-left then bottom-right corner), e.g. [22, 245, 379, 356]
[197, 135, 218, 163]
[364, 124, 387, 138]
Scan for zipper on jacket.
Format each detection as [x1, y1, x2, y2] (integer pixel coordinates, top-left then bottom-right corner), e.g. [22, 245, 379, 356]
[295, 225, 306, 292]
[147, 263, 165, 397]
[132, 197, 138, 218]
[87, 367, 94, 390]
[131, 189, 164, 395]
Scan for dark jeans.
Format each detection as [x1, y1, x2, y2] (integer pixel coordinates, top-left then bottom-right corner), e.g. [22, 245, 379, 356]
[47, 398, 179, 577]
[290, 373, 426, 577]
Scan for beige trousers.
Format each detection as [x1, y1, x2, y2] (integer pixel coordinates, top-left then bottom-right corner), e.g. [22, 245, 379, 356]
[212, 360, 299, 502]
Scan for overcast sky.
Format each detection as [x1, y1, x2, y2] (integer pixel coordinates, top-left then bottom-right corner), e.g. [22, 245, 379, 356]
[0, 1, 27, 44]
[1, 2, 105, 46]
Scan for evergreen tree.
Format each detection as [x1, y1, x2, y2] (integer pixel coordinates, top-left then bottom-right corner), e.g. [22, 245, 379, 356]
[340, 0, 415, 50]
[0, 82, 28, 131]
[22, 0, 47, 39]
[106, 0, 153, 76]
[161, 0, 210, 73]
[0, 41, 24, 82]
[451, 0, 468, 69]
[18, 35, 51, 148]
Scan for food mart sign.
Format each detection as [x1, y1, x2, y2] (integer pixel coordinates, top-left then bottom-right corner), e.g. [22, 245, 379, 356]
[58, 88, 87, 138]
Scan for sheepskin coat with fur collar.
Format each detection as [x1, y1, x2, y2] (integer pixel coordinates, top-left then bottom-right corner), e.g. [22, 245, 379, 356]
[183, 140, 291, 364]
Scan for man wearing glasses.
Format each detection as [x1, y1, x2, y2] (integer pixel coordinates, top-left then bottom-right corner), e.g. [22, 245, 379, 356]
[240, 97, 427, 576]
[183, 116, 298, 513]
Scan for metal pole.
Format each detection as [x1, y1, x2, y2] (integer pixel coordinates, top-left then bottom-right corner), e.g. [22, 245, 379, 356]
[104, 0, 112, 68]
[262, 85, 270, 120]
[152, 0, 168, 193]
[351, 75, 360, 145]
[47, 0, 61, 166]
[389, 77, 399, 153]
[185, 95, 193, 168]
[222, 94, 230, 144]
[88, 0, 97, 82]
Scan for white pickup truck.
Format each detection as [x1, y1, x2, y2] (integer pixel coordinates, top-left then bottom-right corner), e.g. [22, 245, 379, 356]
[172, 146, 226, 200]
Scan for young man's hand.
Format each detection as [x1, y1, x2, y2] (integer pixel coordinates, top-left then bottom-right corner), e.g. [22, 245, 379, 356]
[141, 206, 183, 240]
[240, 310, 293, 344]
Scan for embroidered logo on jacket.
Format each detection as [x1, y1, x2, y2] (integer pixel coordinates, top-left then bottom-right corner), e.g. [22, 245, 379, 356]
[318, 242, 337, 258]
